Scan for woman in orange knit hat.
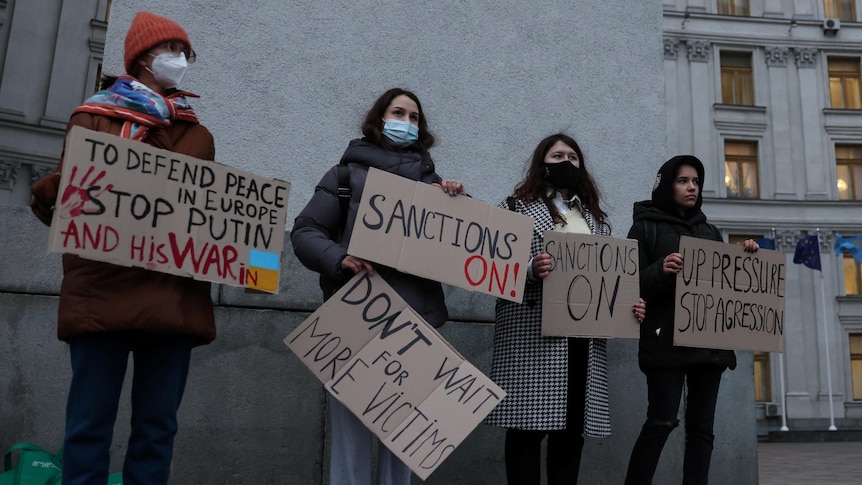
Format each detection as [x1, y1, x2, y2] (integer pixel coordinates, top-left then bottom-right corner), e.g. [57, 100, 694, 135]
[31, 11, 214, 485]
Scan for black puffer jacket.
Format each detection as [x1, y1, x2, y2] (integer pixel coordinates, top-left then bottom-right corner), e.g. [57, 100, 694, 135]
[627, 155, 736, 371]
[291, 139, 449, 327]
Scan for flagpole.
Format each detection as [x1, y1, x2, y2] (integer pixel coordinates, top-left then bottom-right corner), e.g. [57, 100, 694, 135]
[816, 228, 838, 431]
[773, 228, 789, 431]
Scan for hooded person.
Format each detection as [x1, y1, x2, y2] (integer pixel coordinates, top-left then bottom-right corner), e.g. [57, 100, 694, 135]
[628, 155, 733, 370]
[622, 155, 759, 485]
[30, 11, 216, 485]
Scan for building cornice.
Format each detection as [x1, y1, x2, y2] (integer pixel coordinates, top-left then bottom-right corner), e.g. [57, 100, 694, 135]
[664, 11, 862, 50]
[703, 198, 862, 234]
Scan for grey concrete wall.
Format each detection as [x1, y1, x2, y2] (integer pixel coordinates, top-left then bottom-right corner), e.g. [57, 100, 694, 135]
[101, 0, 665, 235]
[1, 204, 756, 484]
[1, 0, 758, 483]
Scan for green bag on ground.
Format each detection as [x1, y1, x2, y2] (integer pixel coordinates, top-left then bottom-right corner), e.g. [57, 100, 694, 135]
[0, 443, 61, 485]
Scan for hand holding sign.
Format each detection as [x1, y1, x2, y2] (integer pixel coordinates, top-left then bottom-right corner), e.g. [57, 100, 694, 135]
[341, 255, 374, 276]
[432, 179, 466, 197]
[533, 252, 552, 279]
[663, 252, 683, 275]
[633, 298, 646, 324]
[59, 165, 113, 218]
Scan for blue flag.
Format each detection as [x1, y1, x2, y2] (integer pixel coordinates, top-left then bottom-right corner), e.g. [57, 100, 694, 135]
[793, 235, 821, 271]
[757, 237, 776, 250]
[834, 233, 862, 264]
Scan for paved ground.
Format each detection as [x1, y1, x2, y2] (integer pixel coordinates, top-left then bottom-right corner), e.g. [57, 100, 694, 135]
[758, 441, 862, 484]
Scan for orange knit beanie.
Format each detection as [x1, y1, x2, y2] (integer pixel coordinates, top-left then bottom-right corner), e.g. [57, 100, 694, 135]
[124, 11, 192, 73]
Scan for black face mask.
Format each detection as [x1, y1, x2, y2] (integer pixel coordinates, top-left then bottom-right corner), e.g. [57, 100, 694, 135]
[544, 162, 582, 190]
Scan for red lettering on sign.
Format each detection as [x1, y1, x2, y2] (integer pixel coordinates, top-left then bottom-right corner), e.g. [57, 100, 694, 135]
[59, 219, 118, 253]
[168, 232, 239, 278]
[463, 256, 520, 298]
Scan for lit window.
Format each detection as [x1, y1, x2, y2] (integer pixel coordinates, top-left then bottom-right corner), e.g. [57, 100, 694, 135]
[829, 57, 862, 109]
[720, 52, 754, 105]
[824, 0, 856, 21]
[753, 352, 771, 402]
[843, 254, 862, 295]
[717, 0, 750, 16]
[724, 140, 759, 198]
[836, 145, 862, 200]
[851, 334, 862, 400]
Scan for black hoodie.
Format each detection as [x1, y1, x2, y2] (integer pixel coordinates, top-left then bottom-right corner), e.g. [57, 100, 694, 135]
[626, 155, 736, 371]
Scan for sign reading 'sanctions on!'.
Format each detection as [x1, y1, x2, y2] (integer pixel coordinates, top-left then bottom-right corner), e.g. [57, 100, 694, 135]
[674, 236, 786, 353]
[348, 167, 534, 303]
[48, 126, 290, 293]
[285, 271, 505, 480]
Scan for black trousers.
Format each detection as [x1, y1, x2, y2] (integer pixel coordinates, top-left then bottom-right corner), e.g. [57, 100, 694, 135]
[505, 338, 589, 485]
[624, 366, 724, 485]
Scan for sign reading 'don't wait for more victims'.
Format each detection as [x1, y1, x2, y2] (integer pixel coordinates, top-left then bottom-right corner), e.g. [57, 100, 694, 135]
[285, 271, 505, 480]
[48, 126, 290, 293]
[348, 167, 534, 303]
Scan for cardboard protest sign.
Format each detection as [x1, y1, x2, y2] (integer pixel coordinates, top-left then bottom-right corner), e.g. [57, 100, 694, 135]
[541, 231, 641, 338]
[348, 168, 533, 303]
[48, 126, 290, 293]
[674, 236, 786, 353]
[284, 271, 505, 479]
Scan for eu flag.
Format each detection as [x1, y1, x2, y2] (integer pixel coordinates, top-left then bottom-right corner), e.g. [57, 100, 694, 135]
[834, 233, 862, 264]
[757, 237, 776, 250]
[793, 235, 821, 271]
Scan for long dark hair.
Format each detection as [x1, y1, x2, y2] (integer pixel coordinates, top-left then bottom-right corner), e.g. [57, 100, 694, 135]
[361, 88, 435, 153]
[513, 133, 608, 226]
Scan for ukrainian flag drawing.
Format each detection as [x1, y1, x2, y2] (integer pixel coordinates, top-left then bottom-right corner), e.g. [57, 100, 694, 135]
[247, 249, 280, 292]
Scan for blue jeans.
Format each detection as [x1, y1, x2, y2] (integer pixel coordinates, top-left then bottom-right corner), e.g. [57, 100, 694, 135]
[61, 332, 194, 485]
[329, 395, 412, 485]
[624, 366, 724, 485]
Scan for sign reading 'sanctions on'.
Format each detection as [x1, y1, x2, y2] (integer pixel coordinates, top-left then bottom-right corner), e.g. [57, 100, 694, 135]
[48, 126, 290, 293]
[541, 231, 641, 338]
[674, 236, 786, 353]
[348, 168, 534, 303]
[285, 271, 505, 479]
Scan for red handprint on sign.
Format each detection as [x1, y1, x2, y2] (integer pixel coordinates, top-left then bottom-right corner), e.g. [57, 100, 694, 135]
[59, 165, 113, 218]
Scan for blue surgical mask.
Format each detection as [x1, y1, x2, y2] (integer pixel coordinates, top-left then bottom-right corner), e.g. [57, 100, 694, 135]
[382, 119, 419, 148]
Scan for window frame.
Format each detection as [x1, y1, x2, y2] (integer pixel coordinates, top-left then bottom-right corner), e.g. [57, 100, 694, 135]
[717, 0, 751, 16]
[753, 352, 772, 402]
[850, 333, 862, 400]
[835, 144, 862, 200]
[828, 57, 862, 110]
[723, 139, 760, 199]
[824, 0, 857, 21]
[720, 51, 755, 106]
[843, 254, 862, 295]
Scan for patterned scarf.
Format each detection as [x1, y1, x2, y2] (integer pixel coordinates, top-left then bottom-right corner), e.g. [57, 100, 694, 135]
[72, 74, 199, 141]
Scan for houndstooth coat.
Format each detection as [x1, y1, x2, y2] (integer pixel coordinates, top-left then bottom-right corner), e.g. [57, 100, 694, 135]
[484, 197, 611, 437]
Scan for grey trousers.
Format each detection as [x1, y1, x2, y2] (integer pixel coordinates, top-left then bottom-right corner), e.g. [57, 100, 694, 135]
[329, 395, 412, 485]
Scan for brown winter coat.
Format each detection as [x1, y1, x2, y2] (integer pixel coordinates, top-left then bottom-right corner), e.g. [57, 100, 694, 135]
[47, 112, 217, 343]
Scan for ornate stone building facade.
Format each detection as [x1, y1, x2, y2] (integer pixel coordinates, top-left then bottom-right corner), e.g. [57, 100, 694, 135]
[0, 0, 109, 205]
[664, 0, 862, 432]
